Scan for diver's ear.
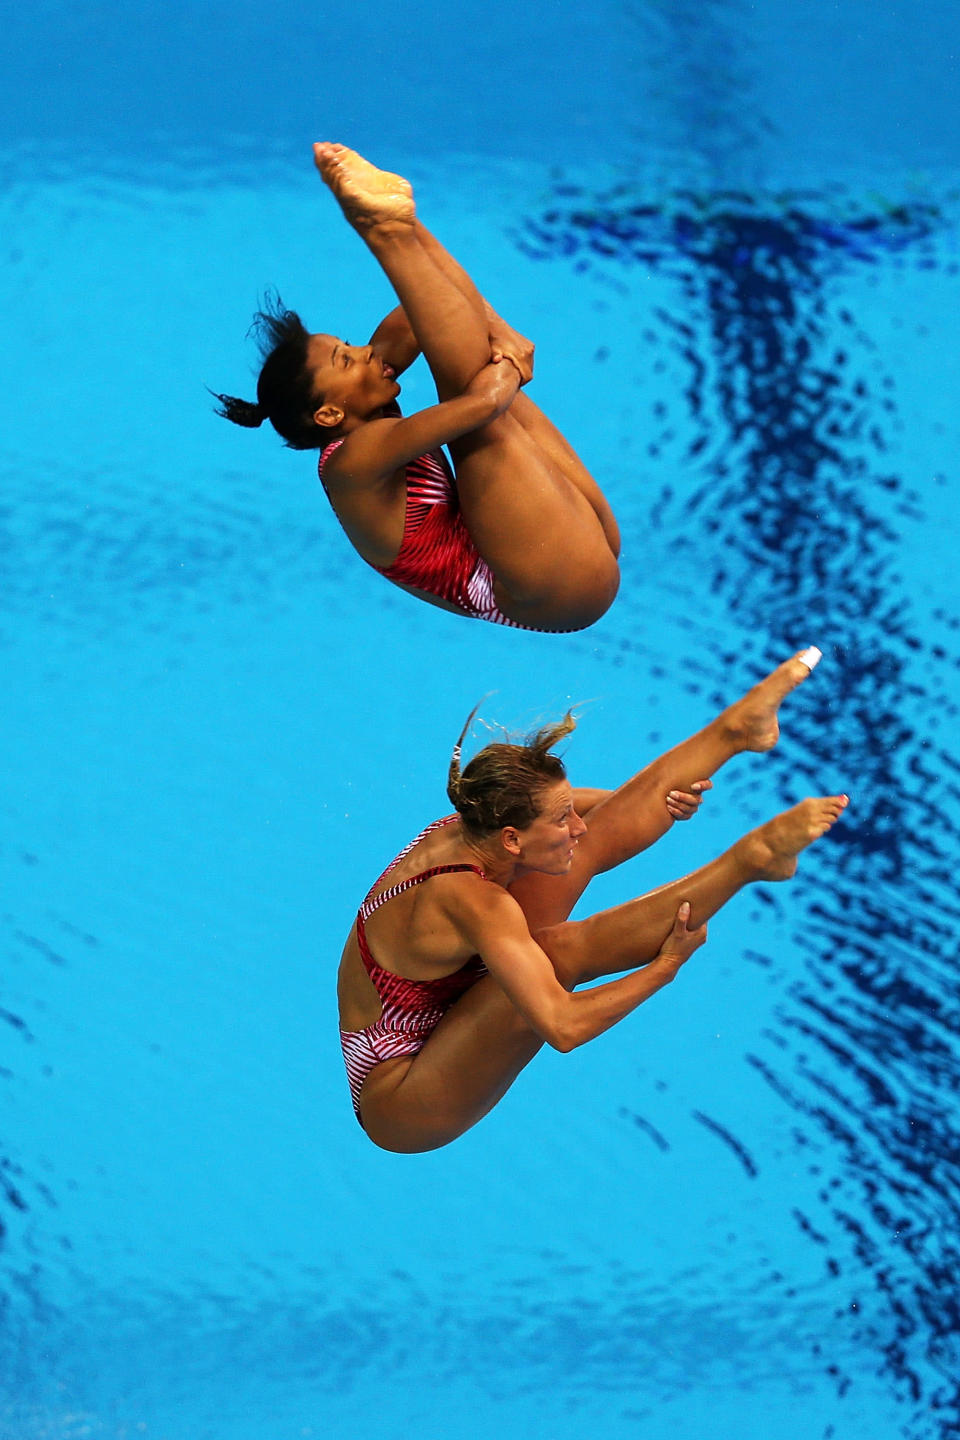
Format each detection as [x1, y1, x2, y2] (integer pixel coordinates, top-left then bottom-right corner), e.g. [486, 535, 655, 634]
[313, 403, 345, 430]
[501, 826, 523, 858]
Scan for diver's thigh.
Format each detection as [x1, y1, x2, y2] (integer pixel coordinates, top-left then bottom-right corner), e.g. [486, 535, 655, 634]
[359, 977, 543, 1152]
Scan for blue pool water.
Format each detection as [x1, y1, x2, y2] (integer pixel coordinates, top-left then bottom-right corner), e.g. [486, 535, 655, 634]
[3, 4, 960, 1438]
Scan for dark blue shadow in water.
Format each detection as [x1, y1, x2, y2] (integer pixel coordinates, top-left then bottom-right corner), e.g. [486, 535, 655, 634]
[519, 184, 960, 1436]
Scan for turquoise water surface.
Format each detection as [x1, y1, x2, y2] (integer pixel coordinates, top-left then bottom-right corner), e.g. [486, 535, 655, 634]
[3, 4, 960, 1438]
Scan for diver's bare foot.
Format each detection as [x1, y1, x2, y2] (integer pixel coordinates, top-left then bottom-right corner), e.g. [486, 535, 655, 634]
[313, 142, 415, 228]
[738, 794, 848, 881]
[720, 646, 822, 754]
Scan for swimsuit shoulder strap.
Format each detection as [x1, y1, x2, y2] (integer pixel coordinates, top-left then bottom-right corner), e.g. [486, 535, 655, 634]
[317, 438, 347, 496]
[360, 815, 460, 900]
[319, 438, 346, 466]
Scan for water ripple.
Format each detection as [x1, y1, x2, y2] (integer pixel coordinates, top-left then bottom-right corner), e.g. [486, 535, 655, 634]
[520, 178, 960, 1435]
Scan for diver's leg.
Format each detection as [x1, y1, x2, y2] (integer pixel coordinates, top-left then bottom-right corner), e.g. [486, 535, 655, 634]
[510, 648, 821, 930]
[413, 218, 620, 552]
[314, 144, 489, 397]
[535, 795, 847, 987]
[447, 409, 622, 627]
[358, 978, 545, 1153]
[499, 392, 621, 556]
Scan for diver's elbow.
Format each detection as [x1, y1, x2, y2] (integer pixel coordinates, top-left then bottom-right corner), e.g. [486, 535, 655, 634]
[546, 1017, 582, 1053]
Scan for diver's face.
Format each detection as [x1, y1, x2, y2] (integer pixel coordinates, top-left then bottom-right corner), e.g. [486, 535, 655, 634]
[511, 781, 587, 875]
[307, 333, 400, 425]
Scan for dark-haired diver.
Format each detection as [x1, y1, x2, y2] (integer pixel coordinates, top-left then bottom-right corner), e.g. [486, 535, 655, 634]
[337, 648, 848, 1152]
[216, 143, 620, 632]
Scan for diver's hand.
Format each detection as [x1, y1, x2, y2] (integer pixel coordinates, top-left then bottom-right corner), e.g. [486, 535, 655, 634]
[666, 778, 712, 821]
[657, 902, 708, 977]
[488, 316, 535, 385]
[466, 357, 522, 418]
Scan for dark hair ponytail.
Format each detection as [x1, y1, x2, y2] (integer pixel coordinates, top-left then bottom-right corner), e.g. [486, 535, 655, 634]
[214, 291, 327, 450]
[211, 393, 267, 428]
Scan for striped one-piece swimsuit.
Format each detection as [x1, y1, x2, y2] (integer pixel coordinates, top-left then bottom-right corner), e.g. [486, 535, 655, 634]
[340, 817, 488, 1119]
[319, 440, 524, 627]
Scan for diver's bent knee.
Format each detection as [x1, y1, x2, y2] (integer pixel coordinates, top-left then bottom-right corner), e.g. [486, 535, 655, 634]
[502, 561, 619, 631]
[364, 1127, 450, 1155]
[359, 1104, 457, 1154]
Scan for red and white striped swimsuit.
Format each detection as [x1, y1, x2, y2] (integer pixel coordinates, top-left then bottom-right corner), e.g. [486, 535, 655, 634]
[319, 440, 525, 627]
[340, 817, 489, 1119]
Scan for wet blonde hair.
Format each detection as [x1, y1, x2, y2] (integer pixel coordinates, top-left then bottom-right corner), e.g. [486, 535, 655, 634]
[447, 704, 577, 837]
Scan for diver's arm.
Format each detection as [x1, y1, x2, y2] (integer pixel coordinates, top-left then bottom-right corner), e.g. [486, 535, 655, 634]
[325, 360, 520, 489]
[368, 306, 420, 375]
